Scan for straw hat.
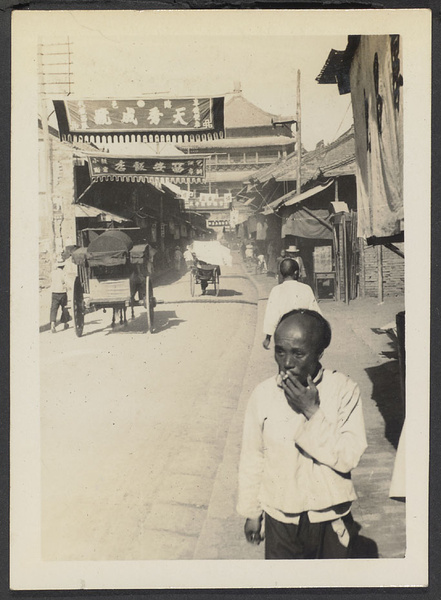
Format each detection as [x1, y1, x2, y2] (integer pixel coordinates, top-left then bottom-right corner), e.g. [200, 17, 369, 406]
[286, 245, 300, 253]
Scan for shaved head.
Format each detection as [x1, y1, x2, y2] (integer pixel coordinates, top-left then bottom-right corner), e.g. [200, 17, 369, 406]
[280, 258, 299, 279]
[276, 309, 331, 355]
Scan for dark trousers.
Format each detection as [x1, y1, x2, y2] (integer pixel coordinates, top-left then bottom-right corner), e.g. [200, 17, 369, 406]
[264, 512, 354, 560]
[50, 292, 68, 324]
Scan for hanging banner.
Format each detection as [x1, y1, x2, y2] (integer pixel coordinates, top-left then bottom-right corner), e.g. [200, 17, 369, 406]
[53, 97, 225, 142]
[350, 36, 404, 239]
[87, 155, 206, 183]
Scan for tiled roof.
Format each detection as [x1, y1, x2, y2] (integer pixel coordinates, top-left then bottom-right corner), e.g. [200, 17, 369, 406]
[224, 93, 294, 129]
[315, 49, 347, 84]
[250, 126, 355, 186]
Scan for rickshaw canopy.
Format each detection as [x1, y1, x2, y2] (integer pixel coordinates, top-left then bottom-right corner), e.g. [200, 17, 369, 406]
[86, 230, 134, 267]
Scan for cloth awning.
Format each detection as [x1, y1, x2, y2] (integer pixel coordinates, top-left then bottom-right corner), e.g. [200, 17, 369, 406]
[282, 207, 333, 240]
[74, 203, 129, 223]
[262, 180, 334, 215]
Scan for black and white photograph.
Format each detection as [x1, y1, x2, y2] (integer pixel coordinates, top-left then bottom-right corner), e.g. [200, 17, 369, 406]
[10, 8, 430, 590]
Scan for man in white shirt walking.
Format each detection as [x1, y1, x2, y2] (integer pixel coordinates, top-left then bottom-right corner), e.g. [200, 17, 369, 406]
[262, 258, 321, 350]
[49, 258, 69, 333]
[237, 309, 368, 559]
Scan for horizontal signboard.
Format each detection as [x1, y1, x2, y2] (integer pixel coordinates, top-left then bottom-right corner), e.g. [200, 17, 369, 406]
[53, 98, 224, 141]
[87, 156, 205, 182]
[208, 219, 230, 227]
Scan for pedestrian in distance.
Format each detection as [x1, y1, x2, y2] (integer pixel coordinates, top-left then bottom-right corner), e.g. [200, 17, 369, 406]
[240, 240, 246, 261]
[237, 309, 368, 559]
[49, 257, 70, 333]
[183, 245, 196, 271]
[286, 245, 307, 283]
[262, 258, 321, 350]
[266, 241, 277, 276]
[275, 249, 286, 283]
[174, 246, 183, 272]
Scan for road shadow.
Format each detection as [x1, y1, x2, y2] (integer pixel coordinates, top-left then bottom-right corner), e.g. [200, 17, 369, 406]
[365, 344, 405, 449]
[152, 310, 185, 334]
[101, 309, 183, 335]
[217, 289, 243, 297]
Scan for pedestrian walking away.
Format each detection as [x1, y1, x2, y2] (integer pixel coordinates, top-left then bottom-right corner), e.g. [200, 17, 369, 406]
[262, 258, 321, 350]
[285, 245, 307, 283]
[49, 258, 70, 333]
[275, 249, 286, 282]
[237, 309, 368, 559]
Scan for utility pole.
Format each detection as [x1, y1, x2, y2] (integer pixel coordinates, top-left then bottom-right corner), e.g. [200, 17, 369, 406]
[296, 69, 302, 196]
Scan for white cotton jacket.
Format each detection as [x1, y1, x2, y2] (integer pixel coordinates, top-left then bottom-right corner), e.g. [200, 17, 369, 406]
[237, 368, 367, 521]
[263, 280, 322, 336]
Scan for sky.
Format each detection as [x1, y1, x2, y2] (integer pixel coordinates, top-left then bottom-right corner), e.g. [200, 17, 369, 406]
[46, 31, 353, 151]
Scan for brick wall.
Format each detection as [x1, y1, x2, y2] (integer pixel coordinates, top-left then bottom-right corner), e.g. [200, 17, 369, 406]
[39, 133, 76, 289]
[361, 240, 404, 298]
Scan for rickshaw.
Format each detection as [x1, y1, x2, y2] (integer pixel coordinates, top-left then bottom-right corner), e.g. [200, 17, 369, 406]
[71, 229, 155, 337]
[188, 240, 232, 297]
[190, 262, 221, 297]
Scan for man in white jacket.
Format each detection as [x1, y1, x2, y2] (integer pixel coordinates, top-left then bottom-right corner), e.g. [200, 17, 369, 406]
[262, 258, 321, 350]
[238, 309, 367, 559]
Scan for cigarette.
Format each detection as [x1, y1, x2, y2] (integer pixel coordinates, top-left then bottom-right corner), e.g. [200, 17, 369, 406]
[282, 373, 289, 382]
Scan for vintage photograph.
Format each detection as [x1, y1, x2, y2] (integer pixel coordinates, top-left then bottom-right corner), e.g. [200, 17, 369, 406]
[10, 9, 430, 590]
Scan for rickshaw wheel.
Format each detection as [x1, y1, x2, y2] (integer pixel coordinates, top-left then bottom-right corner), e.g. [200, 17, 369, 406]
[215, 270, 220, 296]
[73, 276, 84, 337]
[190, 269, 196, 297]
[145, 276, 154, 333]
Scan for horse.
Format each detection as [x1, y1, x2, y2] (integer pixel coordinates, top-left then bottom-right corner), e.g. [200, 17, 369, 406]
[111, 306, 128, 327]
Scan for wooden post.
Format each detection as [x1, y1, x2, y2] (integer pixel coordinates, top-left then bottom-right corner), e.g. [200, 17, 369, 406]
[159, 197, 165, 255]
[342, 214, 349, 304]
[377, 244, 384, 303]
[359, 237, 365, 297]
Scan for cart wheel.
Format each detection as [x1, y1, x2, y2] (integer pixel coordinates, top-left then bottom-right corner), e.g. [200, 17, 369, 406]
[215, 270, 220, 296]
[73, 276, 84, 337]
[145, 276, 154, 333]
[190, 270, 196, 297]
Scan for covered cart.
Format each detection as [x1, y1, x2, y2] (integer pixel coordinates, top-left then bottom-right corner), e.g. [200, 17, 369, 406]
[188, 240, 232, 297]
[71, 230, 155, 336]
[190, 262, 221, 297]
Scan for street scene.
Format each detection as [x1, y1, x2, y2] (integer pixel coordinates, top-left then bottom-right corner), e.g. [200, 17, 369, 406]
[39, 254, 405, 561]
[10, 8, 430, 589]
[37, 26, 407, 562]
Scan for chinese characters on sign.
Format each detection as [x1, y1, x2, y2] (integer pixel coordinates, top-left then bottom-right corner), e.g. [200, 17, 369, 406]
[88, 156, 205, 179]
[64, 98, 222, 132]
[184, 194, 232, 209]
[208, 219, 230, 227]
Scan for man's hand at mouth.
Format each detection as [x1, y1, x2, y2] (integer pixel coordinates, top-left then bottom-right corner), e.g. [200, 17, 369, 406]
[281, 372, 320, 419]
